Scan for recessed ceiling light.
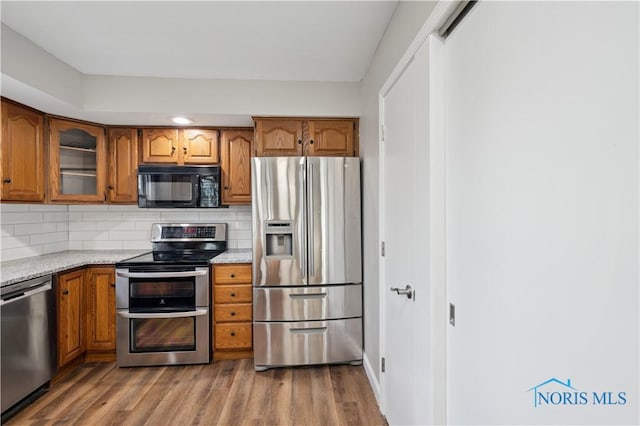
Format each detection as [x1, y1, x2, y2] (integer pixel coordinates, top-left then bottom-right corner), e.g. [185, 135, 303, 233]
[172, 116, 193, 125]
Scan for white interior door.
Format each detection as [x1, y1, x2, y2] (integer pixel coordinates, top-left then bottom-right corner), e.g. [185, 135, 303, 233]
[446, 2, 639, 424]
[381, 35, 445, 426]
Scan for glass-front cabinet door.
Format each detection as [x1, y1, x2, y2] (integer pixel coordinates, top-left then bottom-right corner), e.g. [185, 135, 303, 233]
[49, 118, 107, 202]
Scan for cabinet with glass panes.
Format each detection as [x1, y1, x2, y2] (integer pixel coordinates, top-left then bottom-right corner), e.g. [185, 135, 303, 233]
[49, 118, 107, 202]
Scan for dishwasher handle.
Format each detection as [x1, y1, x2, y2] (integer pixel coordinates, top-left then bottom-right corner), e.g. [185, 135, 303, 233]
[0, 281, 52, 306]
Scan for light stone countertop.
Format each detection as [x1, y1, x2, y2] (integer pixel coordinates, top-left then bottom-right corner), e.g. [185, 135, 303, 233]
[0, 250, 146, 287]
[211, 249, 252, 264]
[1, 248, 253, 286]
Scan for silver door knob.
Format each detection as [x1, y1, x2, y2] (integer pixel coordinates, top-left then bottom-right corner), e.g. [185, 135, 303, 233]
[391, 285, 414, 300]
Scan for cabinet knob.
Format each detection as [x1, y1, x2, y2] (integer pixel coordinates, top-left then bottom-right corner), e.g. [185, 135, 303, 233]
[309, 139, 314, 145]
[110, 283, 115, 288]
[62, 290, 69, 295]
[297, 139, 302, 145]
[230, 311, 236, 316]
[224, 186, 230, 190]
[183, 146, 188, 153]
[2, 178, 11, 184]
[230, 331, 236, 337]
[230, 292, 236, 297]
[171, 146, 176, 152]
[107, 185, 114, 190]
[230, 273, 235, 278]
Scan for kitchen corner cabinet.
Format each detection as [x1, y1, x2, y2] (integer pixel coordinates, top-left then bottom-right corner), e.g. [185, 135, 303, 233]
[108, 128, 139, 203]
[57, 269, 84, 367]
[221, 130, 253, 204]
[85, 267, 116, 351]
[141, 128, 219, 164]
[1, 100, 45, 202]
[212, 264, 253, 359]
[49, 118, 107, 203]
[253, 117, 358, 157]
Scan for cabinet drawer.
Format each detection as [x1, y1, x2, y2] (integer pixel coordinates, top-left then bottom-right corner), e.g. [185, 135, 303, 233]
[215, 323, 252, 350]
[253, 318, 362, 367]
[214, 285, 252, 304]
[214, 264, 252, 284]
[214, 303, 252, 322]
[254, 284, 362, 321]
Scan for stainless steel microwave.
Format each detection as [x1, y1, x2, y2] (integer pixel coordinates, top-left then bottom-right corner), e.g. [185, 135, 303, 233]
[137, 165, 220, 208]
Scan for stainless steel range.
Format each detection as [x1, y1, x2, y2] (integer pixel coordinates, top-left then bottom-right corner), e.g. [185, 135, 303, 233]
[115, 223, 226, 367]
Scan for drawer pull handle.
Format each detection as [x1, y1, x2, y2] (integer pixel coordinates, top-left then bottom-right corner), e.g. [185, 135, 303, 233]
[230, 311, 236, 316]
[230, 292, 236, 297]
[289, 327, 328, 334]
[230, 331, 236, 337]
[230, 273, 235, 278]
[289, 293, 327, 300]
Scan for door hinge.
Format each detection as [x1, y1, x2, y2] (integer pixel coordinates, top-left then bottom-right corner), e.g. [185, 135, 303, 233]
[381, 241, 385, 257]
[381, 125, 385, 142]
[381, 357, 386, 373]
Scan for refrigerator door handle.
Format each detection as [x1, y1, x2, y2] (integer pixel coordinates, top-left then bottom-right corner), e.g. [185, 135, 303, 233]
[300, 161, 307, 281]
[308, 162, 315, 278]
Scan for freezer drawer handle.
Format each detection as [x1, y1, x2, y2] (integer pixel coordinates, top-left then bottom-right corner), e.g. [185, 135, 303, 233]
[289, 327, 328, 334]
[288, 293, 327, 300]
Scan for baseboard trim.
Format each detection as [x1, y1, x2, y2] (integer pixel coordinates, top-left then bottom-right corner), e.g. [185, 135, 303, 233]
[363, 352, 382, 407]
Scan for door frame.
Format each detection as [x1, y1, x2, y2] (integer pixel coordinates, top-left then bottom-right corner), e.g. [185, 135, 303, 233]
[377, 2, 453, 423]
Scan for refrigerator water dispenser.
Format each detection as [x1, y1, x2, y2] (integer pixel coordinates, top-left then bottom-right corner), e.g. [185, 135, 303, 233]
[264, 221, 293, 257]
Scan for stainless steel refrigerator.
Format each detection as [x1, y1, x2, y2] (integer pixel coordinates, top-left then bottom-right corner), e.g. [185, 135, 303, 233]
[252, 156, 362, 371]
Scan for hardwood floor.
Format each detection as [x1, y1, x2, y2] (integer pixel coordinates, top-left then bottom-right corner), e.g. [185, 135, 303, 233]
[5, 360, 386, 426]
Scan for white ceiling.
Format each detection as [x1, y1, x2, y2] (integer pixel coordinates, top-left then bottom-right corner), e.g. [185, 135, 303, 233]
[1, 1, 398, 82]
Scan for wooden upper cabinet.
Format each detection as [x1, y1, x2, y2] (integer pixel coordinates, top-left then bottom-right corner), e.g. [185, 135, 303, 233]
[221, 130, 252, 204]
[85, 267, 116, 351]
[1, 101, 45, 202]
[142, 128, 219, 165]
[253, 117, 358, 157]
[141, 128, 180, 163]
[108, 128, 138, 203]
[49, 118, 107, 203]
[181, 129, 219, 164]
[254, 119, 304, 156]
[307, 120, 355, 157]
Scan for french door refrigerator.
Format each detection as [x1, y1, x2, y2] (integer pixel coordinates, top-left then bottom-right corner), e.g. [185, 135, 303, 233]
[252, 156, 362, 371]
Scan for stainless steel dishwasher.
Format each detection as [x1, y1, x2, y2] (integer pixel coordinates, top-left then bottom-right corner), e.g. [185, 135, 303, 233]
[1, 275, 57, 416]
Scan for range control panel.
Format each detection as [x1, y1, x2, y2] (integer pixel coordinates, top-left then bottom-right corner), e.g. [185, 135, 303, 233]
[151, 223, 227, 242]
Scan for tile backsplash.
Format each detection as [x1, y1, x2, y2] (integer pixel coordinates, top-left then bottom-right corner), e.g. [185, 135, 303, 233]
[1, 204, 252, 262]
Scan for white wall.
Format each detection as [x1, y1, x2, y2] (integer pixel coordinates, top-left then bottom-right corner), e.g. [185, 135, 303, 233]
[1, 24, 361, 127]
[445, 2, 639, 424]
[359, 0, 438, 385]
[0, 204, 250, 261]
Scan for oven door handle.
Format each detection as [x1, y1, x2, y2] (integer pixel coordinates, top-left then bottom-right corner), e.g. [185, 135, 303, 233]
[117, 308, 208, 319]
[116, 270, 208, 279]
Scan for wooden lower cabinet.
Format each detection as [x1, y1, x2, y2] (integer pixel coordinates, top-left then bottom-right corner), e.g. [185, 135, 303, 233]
[85, 267, 116, 351]
[57, 269, 84, 367]
[212, 264, 253, 359]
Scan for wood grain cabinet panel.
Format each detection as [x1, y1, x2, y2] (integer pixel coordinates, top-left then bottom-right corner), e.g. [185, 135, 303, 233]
[1, 101, 45, 202]
[141, 128, 180, 163]
[221, 130, 252, 204]
[253, 117, 358, 157]
[181, 129, 219, 164]
[108, 128, 138, 203]
[57, 270, 84, 367]
[254, 119, 303, 156]
[85, 267, 116, 351]
[307, 120, 355, 156]
[212, 263, 253, 358]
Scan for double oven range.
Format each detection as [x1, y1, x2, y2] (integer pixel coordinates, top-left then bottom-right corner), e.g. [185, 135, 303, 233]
[115, 223, 226, 367]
